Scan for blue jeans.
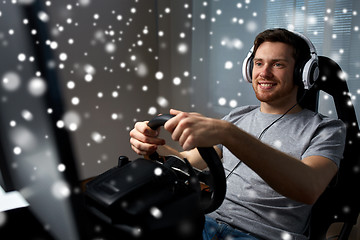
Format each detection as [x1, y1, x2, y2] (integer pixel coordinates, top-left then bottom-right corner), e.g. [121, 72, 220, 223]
[202, 216, 260, 240]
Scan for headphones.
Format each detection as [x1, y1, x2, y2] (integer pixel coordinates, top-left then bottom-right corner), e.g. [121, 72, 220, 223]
[242, 30, 319, 90]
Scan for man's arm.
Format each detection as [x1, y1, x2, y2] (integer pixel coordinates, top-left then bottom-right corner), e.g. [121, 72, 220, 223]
[129, 120, 221, 170]
[130, 110, 339, 205]
[221, 122, 338, 205]
[164, 110, 339, 205]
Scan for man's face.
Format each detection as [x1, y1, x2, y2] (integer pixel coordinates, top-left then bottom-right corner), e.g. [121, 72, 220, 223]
[252, 41, 298, 109]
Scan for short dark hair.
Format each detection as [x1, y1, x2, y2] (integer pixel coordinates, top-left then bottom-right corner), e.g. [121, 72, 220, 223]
[253, 28, 311, 69]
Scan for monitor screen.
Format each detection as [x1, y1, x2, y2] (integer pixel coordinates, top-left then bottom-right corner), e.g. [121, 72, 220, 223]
[0, 2, 88, 239]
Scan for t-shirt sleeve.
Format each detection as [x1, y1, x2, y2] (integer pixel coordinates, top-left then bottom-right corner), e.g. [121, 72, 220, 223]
[301, 118, 346, 167]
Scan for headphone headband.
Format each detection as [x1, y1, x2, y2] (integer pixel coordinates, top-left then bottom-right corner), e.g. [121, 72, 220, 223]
[242, 30, 319, 90]
[289, 30, 317, 55]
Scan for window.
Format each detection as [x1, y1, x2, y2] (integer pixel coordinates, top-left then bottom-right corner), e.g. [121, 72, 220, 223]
[191, 0, 359, 120]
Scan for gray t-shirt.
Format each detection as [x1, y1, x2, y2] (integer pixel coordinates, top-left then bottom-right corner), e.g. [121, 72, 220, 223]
[208, 105, 346, 240]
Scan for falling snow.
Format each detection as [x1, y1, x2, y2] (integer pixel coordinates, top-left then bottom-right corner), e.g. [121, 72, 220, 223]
[281, 231, 293, 240]
[273, 140, 282, 149]
[150, 206, 163, 219]
[0, 0, 359, 238]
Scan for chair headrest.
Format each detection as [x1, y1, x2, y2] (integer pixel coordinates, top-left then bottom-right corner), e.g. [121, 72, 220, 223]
[315, 56, 347, 96]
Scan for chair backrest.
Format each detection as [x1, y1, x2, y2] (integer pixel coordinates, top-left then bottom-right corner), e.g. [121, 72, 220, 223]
[304, 56, 360, 239]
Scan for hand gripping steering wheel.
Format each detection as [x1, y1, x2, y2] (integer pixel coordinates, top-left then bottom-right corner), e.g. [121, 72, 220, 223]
[147, 114, 226, 214]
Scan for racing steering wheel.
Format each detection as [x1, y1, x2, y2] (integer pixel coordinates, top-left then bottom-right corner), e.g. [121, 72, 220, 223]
[147, 114, 226, 214]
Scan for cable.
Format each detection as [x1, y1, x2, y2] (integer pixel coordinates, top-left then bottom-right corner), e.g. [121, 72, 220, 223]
[257, 102, 298, 140]
[225, 90, 309, 179]
[258, 90, 308, 140]
[225, 102, 297, 179]
[225, 160, 242, 179]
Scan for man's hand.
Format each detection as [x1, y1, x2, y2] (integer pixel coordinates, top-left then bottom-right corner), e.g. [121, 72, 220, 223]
[164, 109, 226, 151]
[129, 110, 223, 169]
[129, 121, 166, 156]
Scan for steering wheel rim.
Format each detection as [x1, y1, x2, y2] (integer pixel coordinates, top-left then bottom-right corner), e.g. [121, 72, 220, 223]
[147, 114, 226, 213]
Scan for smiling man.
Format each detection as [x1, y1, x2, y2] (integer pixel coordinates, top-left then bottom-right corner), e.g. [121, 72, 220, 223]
[129, 28, 346, 240]
[252, 41, 298, 113]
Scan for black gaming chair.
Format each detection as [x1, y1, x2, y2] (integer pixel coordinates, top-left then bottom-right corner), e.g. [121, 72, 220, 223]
[301, 56, 360, 240]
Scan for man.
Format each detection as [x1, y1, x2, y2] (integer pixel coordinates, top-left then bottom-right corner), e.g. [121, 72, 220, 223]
[129, 28, 346, 240]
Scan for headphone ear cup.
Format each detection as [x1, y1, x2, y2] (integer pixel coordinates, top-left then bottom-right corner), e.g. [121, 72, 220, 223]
[242, 47, 254, 83]
[247, 57, 253, 82]
[293, 62, 304, 87]
[302, 57, 319, 89]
